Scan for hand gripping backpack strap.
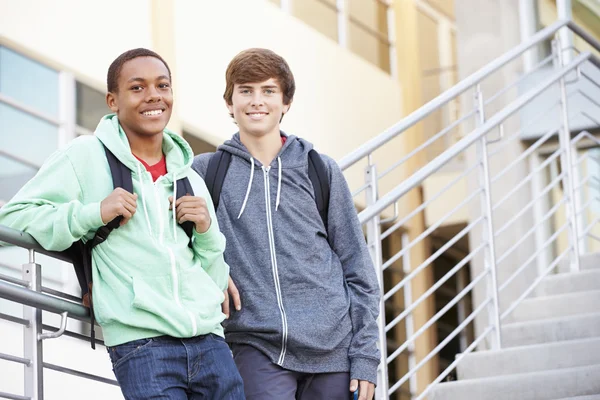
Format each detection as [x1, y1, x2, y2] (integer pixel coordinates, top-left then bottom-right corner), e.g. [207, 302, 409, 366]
[204, 150, 232, 209]
[307, 149, 330, 232]
[176, 177, 195, 247]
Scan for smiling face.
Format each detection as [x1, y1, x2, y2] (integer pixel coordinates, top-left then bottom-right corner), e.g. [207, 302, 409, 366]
[106, 56, 173, 139]
[227, 78, 291, 139]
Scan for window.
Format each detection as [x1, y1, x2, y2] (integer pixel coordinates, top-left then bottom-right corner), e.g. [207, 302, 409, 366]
[183, 131, 217, 155]
[76, 81, 109, 133]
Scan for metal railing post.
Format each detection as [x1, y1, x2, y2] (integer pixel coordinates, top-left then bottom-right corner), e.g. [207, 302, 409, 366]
[401, 232, 417, 399]
[364, 158, 389, 399]
[22, 250, 44, 400]
[553, 39, 582, 272]
[474, 85, 503, 350]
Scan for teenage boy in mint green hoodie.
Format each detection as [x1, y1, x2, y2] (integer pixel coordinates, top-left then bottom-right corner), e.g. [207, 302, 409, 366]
[0, 48, 244, 399]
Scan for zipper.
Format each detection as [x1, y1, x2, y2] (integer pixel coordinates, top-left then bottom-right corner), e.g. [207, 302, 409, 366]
[262, 166, 288, 365]
[150, 179, 198, 337]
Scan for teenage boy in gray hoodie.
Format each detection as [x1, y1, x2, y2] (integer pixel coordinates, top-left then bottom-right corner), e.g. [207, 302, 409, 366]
[193, 48, 380, 400]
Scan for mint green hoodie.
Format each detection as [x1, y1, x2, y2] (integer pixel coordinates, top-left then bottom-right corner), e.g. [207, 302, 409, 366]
[0, 114, 228, 346]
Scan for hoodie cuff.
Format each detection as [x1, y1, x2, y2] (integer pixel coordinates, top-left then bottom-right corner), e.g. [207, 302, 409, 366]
[78, 202, 104, 232]
[192, 220, 226, 252]
[350, 357, 380, 385]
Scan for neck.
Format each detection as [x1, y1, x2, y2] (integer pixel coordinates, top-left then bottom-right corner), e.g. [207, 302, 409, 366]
[239, 129, 282, 166]
[125, 129, 164, 165]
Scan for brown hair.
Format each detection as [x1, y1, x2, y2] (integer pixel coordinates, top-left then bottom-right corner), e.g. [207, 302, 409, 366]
[223, 48, 295, 106]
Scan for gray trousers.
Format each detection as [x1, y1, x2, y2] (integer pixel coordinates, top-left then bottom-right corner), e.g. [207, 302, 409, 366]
[232, 343, 351, 400]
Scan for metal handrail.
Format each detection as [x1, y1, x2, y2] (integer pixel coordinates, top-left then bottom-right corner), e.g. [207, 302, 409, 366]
[0, 225, 73, 263]
[339, 19, 570, 170]
[358, 51, 594, 224]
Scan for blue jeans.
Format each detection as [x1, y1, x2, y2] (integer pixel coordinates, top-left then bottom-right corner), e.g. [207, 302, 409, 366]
[107, 334, 245, 399]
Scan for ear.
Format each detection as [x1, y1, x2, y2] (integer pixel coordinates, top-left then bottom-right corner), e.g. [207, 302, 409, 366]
[225, 99, 234, 116]
[283, 99, 292, 114]
[106, 92, 119, 112]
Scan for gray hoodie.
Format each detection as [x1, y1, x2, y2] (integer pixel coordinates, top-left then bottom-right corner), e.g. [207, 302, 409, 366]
[192, 133, 380, 383]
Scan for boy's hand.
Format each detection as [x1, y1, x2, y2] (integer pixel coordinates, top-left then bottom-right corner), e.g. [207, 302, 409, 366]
[222, 276, 242, 318]
[350, 380, 374, 400]
[169, 195, 211, 233]
[100, 188, 138, 226]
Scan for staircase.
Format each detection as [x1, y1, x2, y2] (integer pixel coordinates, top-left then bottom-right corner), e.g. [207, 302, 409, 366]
[430, 254, 600, 399]
[338, 19, 600, 400]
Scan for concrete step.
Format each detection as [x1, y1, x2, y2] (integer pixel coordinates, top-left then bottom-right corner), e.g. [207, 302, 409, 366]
[507, 290, 600, 323]
[457, 337, 600, 380]
[557, 396, 600, 400]
[429, 364, 600, 400]
[535, 270, 600, 297]
[502, 312, 600, 348]
[558, 253, 600, 273]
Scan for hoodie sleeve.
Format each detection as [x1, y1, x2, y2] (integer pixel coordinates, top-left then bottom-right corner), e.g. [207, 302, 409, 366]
[324, 155, 381, 384]
[0, 149, 104, 251]
[189, 167, 229, 292]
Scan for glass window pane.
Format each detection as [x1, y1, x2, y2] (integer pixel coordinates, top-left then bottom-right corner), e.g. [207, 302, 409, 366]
[0, 47, 59, 118]
[349, 23, 390, 73]
[76, 81, 108, 132]
[0, 155, 37, 204]
[292, 0, 338, 42]
[0, 104, 58, 166]
[348, 0, 389, 37]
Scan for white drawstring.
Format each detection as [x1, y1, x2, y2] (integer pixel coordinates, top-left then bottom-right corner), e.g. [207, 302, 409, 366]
[172, 172, 178, 242]
[275, 156, 282, 211]
[136, 164, 154, 236]
[237, 157, 255, 219]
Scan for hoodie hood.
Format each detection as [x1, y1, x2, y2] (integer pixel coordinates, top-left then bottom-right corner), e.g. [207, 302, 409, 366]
[94, 114, 194, 183]
[217, 132, 314, 218]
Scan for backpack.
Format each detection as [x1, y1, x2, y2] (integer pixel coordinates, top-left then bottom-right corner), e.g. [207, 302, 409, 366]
[204, 149, 330, 230]
[63, 144, 195, 349]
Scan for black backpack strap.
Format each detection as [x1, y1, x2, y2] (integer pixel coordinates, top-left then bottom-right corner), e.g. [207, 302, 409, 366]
[308, 149, 330, 231]
[176, 177, 195, 246]
[204, 150, 232, 209]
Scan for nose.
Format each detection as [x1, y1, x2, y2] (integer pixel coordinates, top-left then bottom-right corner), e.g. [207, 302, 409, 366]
[147, 85, 162, 102]
[250, 91, 264, 106]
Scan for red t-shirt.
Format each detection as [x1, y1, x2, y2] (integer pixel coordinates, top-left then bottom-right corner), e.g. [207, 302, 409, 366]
[134, 154, 167, 182]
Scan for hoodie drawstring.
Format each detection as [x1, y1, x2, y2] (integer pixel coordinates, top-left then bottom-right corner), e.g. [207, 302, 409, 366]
[136, 164, 154, 236]
[172, 172, 178, 242]
[275, 156, 282, 211]
[237, 157, 255, 219]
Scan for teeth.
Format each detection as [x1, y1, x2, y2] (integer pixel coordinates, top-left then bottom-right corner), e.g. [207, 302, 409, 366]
[143, 109, 163, 116]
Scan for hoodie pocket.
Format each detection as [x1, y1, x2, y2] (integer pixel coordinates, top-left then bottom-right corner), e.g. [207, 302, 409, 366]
[179, 266, 224, 318]
[285, 287, 352, 354]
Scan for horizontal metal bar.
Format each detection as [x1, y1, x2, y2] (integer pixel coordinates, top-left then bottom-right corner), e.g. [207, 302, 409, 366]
[414, 325, 495, 400]
[580, 217, 600, 239]
[0, 225, 73, 263]
[575, 198, 592, 218]
[42, 286, 82, 303]
[589, 232, 600, 242]
[381, 162, 479, 240]
[0, 312, 29, 326]
[497, 197, 566, 266]
[495, 172, 564, 237]
[385, 243, 485, 332]
[339, 19, 570, 170]
[378, 108, 478, 179]
[0, 93, 61, 127]
[357, 52, 592, 224]
[484, 53, 554, 106]
[579, 70, 600, 92]
[0, 273, 27, 287]
[491, 125, 560, 184]
[574, 175, 591, 193]
[0, 352, 30, 366]
[382, 191, 482, 270]
[499, 222, 569, 292]
[42, 324, 105, 347]
[44, 362, 119, 386]
[388, 293, 492, 393]
[0, 391, 30, 400]
[488, 100, 562, 159]
[580, 131, 600, 147]
[0, 280, 89, 319]
[568, 21, 600, 54]
[581, 111, 600, 126]
[575, 88, 600, 111]
[387, 269, 489, 364]
[351, 181, 371, 198]
[493, 148, 563, 211]
[501, 246, 571, 321]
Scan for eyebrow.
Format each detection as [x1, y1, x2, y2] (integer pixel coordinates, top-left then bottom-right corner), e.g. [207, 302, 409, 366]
[237, 84, 279, 89]
[127, 75, 170, 83]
